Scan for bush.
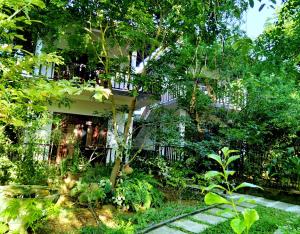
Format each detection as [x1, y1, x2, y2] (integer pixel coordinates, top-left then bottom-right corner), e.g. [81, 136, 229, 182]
[0, 156, 16, 185]
[70, 178, 112, 206]
[113, 172, 163, 212]
[80, 164, 112, 183]
[0, 198, 59, 233]
[15, 160, 58, 185]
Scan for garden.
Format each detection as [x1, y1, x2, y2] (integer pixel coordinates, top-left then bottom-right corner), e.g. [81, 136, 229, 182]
[0, 0, 300, 233]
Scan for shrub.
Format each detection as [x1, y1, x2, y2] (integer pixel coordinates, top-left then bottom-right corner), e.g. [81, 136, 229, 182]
[113, 172, 163, 212]
[0, 156, 16, 185]
[15, 160, 58, 186]
[80, 164, 112, 183]
[0, 198, 59, 233]
[70, 178, 112, 206]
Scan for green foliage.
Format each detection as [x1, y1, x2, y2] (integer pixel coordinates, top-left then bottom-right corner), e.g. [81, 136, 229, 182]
[70, 178, 112, 206]
[277, 215, 300, 234]
[0, 156, 16, 185]
[0, 198, 59, 233]
[59, 144, 87, 176]
[15, 159, 57, 185]
[204, 147, 262, 234]
[230, 209, 259, 234]
[113, 172, 163, 212]
[80, 164, 112, 183]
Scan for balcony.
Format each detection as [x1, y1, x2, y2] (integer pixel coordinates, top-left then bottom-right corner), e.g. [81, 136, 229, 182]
[35, 62, 154, 94]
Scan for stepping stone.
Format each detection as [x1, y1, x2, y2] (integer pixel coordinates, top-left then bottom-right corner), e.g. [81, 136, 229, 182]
[192, 213, 227, 225]
[220, 204, 246, 212]
[206, 207, 235, 218]
[285, 205, 300, 214]
[148, 225, 186, 234]
[170, 219, 209, 233]
[255, 198, 279, 207]
[238, 202, 257, 208]
[266, 201, 297, 211]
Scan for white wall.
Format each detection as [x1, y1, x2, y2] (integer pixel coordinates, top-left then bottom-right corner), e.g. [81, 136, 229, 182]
[106, 112, 133, 163]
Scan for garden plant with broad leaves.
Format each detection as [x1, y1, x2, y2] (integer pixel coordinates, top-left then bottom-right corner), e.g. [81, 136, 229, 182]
[204, 147, 263, 234]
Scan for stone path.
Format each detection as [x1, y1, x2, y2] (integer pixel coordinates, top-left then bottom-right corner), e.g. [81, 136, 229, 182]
[224, 192, 300, 214]
[146, 192, 300, 234]
[147, 202, 251, 234]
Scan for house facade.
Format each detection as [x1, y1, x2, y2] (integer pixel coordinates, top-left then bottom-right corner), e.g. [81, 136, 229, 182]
[33, 40, 155, 164]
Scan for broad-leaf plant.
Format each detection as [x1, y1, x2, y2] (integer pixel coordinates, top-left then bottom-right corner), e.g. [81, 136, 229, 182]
[204, 147, 263, 234]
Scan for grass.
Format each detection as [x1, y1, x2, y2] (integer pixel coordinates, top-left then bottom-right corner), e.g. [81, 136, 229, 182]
[201, 205, 300, 234]
[80, 200, 206, 233]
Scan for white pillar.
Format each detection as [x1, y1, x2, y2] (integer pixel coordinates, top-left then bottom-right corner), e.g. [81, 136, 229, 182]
[34, 39, 54, 79]
[26, 112, 53, 160]
[106, 112, 131, 163]
[178, 109, 186, 146]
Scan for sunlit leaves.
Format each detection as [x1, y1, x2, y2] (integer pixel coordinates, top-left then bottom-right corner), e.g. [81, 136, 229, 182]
[204, 192, 230, 205]
[230, 218, 246, 234]
[243, 209, 259, 231]
[207, 153, 222, 166]
[234, 182, 263, 191]
[204, 171, 222, 180]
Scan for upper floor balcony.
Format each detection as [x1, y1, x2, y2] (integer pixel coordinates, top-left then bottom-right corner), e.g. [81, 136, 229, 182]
[159, 82, 243, 110]
[35, 60, 155, 95]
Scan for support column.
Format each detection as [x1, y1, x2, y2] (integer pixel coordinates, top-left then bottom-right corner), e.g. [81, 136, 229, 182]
[106, 112, 132, 164]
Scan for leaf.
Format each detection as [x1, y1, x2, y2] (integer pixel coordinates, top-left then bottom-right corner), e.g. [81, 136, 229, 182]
[237, 196, 246, 203]
[259, 3, 266, 11]
[0, 222, 9, 233]
[203, 184, 226, 191]
[234, 182, 263, 191]
[204, 171, 222, 180]
[207, 154, 222, 166]
[249, 0, 254, 8]
[226, 155, 240, 167]
[93, 92, 105, 101]
[222, 147, 239, 158]
[243, 209, 259, 231]
[224, 170, 235, 178]
[204, 192, 230, 205]
[230, 218, 246, 234]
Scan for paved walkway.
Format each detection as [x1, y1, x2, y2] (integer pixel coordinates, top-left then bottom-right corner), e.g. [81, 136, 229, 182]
[146, 192, 300, 234]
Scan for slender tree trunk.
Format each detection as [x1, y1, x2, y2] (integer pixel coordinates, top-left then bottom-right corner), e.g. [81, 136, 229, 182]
[110, 157, 121, 188]
[109, 95, 137, 188]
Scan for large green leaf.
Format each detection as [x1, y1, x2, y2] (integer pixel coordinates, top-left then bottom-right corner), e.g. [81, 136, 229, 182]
[204, 192, 230, 205]
[207, 154, 222, 166]
[243, 209, 259, 231]
[230, 218, 246, 234]
[234, 182, 263, 191]
[0, 222, 9, 234]
[224, 170, 235, 178]
[226, 155, 240, 167]
[222, 147, 239, 158]
[204, 171, 222, 180]
[203, 184, 226, 192]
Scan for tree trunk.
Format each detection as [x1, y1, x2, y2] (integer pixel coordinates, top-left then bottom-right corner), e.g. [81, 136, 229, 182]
[110, 157, 121, 188]
[109, 96, 137, 188]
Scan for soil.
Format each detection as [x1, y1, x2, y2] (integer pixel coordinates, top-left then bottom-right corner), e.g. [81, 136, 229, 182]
[38, 205, 117, 234]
